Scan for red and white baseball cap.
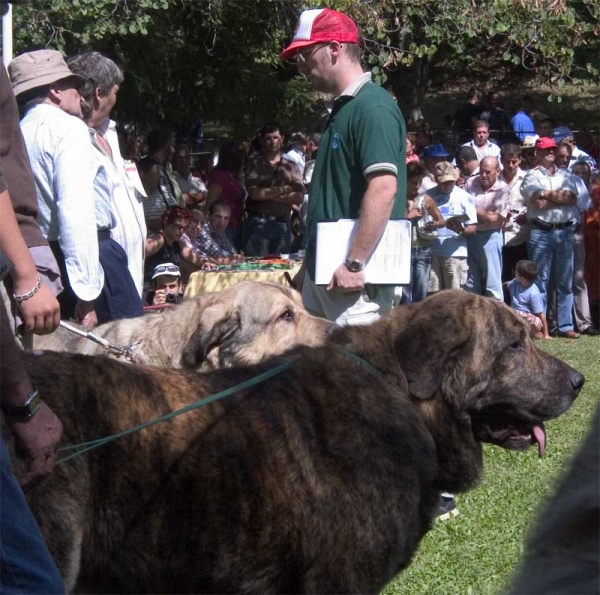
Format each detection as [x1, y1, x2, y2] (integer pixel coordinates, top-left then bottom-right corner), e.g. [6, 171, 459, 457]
[280, 8, 360, 60]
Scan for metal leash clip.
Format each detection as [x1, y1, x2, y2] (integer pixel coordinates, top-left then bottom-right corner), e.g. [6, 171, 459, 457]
[59, 321, 142, 362]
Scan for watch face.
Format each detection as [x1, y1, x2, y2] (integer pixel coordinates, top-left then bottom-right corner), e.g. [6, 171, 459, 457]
[28, 391, 41, 415]
[345, 259, 363, 272]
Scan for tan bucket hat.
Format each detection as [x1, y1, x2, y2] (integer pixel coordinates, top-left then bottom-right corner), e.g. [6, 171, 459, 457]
[8, 50, 85, 97]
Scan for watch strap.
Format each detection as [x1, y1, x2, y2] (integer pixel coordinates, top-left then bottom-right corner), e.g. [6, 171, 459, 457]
[1, 388, 42, 419]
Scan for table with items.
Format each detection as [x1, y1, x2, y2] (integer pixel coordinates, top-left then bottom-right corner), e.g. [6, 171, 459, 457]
[183, 257, 303, 298]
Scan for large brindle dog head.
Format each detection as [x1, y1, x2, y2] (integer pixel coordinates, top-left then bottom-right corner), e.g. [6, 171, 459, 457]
[330, 290, 584, 492]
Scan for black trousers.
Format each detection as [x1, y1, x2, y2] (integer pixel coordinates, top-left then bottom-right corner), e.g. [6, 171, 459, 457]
[50, 237, 143, 323]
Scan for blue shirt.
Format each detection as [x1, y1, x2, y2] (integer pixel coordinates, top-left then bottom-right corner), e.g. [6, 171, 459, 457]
[508, 278, 543, 315]
[511, 111, 536, 142]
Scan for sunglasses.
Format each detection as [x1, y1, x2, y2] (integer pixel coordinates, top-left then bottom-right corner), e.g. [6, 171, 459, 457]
[153, 263, 180, 276]
[296, 43, 328, 63]
[170, 222, 188, 231]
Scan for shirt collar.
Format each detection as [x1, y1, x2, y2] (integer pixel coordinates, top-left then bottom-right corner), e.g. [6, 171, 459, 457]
[338, 71, 372, 98]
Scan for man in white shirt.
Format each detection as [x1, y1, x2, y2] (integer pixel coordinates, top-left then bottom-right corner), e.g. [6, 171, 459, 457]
[65, 52, 143, 322]
[521, 137, 580, 338]
[462, 120, 501, 163]
[9, 50, 101, 325]
[67, 52, 147, 300]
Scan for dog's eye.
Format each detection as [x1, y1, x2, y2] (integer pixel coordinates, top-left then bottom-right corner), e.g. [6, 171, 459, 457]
[509, 340, 524, 351]
[278, 309, 294, 323]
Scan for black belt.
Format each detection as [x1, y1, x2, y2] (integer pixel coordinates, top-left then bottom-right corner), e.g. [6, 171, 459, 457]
[248, 213, 288, 224]
[97, 229, 111, 240]
[530, 218, 573, 231]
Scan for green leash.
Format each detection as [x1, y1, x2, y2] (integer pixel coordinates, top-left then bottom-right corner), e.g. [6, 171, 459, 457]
[56, 359, 296, 465]
[55, 348, 395, 466]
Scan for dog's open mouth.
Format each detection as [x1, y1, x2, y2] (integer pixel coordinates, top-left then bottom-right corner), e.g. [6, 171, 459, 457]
[474, 416, 547, 457]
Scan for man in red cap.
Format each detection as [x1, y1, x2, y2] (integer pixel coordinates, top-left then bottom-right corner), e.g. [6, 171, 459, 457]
[281, 8, 406, 326]
[521, 137, 580, 338]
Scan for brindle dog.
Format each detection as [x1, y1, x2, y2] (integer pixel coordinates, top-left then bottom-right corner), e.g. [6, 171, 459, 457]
[14, 291, 583, 593]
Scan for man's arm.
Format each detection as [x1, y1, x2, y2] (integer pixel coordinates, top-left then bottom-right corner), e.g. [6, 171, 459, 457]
[53, 121, 103, 304]
[327, 172, 396, 292]
[0, 189, 60, 334]
[0, 301, 63, 488]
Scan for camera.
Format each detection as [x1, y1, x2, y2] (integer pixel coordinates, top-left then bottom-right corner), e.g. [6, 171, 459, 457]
[165, 293, 179, 304]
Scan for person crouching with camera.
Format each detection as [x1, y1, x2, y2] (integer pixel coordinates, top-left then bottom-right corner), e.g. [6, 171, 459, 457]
[145, 263, 183, 308]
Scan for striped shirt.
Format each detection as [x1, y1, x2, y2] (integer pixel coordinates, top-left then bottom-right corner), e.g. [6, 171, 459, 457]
[20, 103, 103, 301]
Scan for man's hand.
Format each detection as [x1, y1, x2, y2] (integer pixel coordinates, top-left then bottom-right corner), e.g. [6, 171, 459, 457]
[152, 289, 167, 306]
[327, 264, 365, 293]
[14, 281, 60, 335]
[446, 219, 464, 235]
[75, 299, 98, 327]
[7, 402, 63, 489]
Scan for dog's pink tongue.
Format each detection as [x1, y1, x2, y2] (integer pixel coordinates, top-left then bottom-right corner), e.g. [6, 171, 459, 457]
[532, 425, 546, 457]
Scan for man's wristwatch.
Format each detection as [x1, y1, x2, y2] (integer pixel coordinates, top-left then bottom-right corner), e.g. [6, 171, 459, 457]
[1, 388, 42, 419]
[344, 258, 365, 273]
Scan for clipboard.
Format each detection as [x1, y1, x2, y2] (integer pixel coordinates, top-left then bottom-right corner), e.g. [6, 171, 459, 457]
[315, 219, 412, 285]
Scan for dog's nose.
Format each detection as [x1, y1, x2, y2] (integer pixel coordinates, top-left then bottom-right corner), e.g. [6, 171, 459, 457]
[570, 370, 585, 392]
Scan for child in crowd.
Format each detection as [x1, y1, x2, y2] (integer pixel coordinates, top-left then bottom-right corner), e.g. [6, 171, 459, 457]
[505, 260, 550, 339]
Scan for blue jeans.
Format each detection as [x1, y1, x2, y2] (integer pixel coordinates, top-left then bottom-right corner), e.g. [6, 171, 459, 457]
[528, 226, 575, 332]
[466, 229, 504, 300]
[406, 245, 432, 303]
[244, 216, 290, 256]
[0, 439, 64, 594]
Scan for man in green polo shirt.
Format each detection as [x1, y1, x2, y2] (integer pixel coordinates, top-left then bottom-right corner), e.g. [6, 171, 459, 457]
[281, 8, 406, 325]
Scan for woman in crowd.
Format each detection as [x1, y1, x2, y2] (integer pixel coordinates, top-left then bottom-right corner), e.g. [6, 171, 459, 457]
[144, 206, 206, 284]
[205, 141, 247, 251]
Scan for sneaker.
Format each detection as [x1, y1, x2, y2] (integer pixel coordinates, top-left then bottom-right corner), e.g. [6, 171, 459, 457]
[436, 495, 459, 521]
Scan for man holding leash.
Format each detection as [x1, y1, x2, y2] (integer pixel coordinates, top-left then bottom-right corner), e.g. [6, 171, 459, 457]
[281, 8, 406, 325]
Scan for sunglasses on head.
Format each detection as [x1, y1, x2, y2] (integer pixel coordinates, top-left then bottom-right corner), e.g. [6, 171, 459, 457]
[153, 264, 180, 276]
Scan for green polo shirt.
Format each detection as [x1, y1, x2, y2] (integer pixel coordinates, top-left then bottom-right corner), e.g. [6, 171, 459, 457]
[305, 74, 406, 278]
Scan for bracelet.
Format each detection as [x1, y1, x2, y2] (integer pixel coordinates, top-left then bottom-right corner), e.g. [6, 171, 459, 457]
[13, 275, 42, 303]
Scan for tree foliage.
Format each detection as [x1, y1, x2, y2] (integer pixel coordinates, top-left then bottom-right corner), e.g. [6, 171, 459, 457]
[9, 0, 599, 135]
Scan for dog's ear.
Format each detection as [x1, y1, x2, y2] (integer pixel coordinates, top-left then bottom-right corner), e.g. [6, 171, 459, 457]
[394, 298, 471, 399]
[181, 303, 241, 369]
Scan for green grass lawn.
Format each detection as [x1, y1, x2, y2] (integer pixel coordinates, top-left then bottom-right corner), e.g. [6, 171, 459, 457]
[383, 337, 600, 595]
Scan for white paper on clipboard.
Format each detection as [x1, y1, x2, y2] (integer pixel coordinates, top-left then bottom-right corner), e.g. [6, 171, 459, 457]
[315, 219, 412, 285]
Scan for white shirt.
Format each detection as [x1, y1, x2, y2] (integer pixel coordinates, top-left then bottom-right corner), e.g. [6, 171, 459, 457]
[500, 167, 529, 245]
[461, 139, 501, 163]
[20, 103, 103, 301]
[283, 147, 306, 175]
[89, 128, 118, 231]
[521, 165, 579, 224]
[104, 119, 148, 296]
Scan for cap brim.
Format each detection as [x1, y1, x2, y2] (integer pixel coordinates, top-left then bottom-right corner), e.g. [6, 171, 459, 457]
[280, 40, 320, 60]
[437, 177, 456, 183]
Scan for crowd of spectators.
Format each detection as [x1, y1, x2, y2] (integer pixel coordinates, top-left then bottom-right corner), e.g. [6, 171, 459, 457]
[404, 96, 599, 338]
[2, 48, 598, 333]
